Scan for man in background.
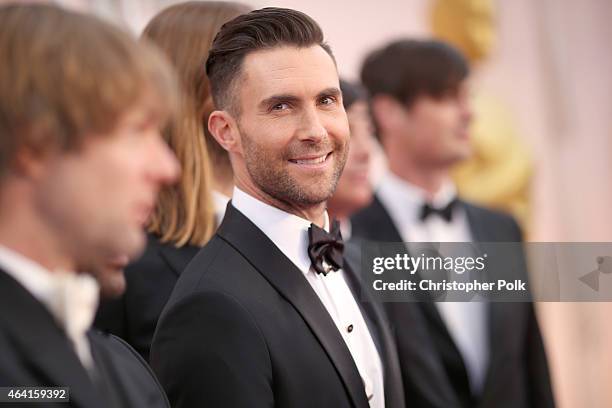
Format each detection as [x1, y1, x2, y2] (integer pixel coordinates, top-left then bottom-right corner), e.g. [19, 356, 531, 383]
[327, 79, 376, 238]
[352, 39, 555, 408]
[0, 4, 179, 407]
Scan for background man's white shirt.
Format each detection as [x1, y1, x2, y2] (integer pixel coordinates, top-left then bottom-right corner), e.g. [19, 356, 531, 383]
[377, 170, 489, 395]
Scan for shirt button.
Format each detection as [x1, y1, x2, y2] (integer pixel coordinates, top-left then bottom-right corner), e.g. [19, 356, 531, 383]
[347, 324, 354, 333]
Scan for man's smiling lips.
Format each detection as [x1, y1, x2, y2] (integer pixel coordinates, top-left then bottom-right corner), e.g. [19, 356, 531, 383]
[288, 152, 332, 168]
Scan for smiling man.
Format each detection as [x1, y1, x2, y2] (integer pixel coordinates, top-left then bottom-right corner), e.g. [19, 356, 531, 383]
[229, 43, 347, 222]
[150, 8, 404, 408]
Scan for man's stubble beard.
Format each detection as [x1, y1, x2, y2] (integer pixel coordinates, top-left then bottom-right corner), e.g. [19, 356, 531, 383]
[240, 127, 348, 208]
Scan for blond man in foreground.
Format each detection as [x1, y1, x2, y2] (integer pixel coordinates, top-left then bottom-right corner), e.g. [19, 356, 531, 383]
[0, 4, 179, 407]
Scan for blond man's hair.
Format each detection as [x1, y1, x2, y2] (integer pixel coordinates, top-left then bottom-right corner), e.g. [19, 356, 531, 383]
[0, 3, 177, 180]
[142, 1, 250, 247]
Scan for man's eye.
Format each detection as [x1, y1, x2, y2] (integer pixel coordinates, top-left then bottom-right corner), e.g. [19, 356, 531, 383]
[271, 102, 290, 111]
[319, 96, 336, 106]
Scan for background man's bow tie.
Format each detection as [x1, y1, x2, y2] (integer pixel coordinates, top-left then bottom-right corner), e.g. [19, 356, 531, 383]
[308, 219, 344, 276]
[420, 199, 459, 222]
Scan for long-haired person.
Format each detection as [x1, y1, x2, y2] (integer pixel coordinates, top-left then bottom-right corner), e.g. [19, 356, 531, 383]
[95, 1, 250, 362]
[327, 79, 376, 238]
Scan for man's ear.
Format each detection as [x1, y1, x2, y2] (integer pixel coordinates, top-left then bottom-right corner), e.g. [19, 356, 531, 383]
[11, 144, 51, 180]
[208, 110, 242, 154]
[370, 95, 406, 135]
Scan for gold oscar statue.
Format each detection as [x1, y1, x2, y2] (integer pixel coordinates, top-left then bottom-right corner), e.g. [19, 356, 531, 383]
[431, 0, 532, 233]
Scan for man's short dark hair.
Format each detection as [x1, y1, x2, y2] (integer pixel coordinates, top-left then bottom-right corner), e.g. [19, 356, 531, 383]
[205, 7, 334, 115]
[361, 39, 469, 108]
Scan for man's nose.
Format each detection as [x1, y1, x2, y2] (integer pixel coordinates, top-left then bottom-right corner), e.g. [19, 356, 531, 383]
[351, 132, 372, 164]
[459, 96, 473, 124]
[296, 107, 327, 142]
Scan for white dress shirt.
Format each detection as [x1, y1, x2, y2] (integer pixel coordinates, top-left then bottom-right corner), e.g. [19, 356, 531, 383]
[232, 187, 385, 408]
[0, 245, 99, 371]
[377, 170, 489, 396]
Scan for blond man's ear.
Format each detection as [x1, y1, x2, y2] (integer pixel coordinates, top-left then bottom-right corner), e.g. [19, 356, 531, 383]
[10, 144, 53, 181]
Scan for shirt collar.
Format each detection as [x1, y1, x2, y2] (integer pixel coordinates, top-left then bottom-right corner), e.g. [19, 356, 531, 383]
[231, 187, 329, 276]
[0, 245, 99, 348]
[377, 169, 458, 226]
[0, 244, 61, 303]
[212, 190, 231, 225]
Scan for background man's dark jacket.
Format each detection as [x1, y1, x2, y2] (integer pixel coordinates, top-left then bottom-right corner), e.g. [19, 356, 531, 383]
[351, 196, 555, 408]
[0, 269, 169, 408]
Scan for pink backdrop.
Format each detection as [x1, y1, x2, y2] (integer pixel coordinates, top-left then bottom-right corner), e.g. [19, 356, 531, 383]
[45, 0, 612, 406]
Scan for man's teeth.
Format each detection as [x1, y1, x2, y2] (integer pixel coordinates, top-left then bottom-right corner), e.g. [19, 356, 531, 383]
[293, 155, 327, 165]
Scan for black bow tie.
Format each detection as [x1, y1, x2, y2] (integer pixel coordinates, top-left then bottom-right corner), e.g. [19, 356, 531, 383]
[308, 219, 344, 276]
[420, 199, 458, 222]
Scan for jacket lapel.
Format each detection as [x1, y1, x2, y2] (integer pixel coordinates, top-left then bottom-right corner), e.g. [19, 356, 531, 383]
[463, 202, 515, 399]
[355, 195, 471, 402]
[353, 196, 404, 243]
[366, 197, 467, 363]
[342, 248, 406, 408]
[157, 240, 200, 277]
[217, 204, 370, 408]
[463, 202, 488, 244]
[355, 196, 468, 352]
[0, 270, 104, 408]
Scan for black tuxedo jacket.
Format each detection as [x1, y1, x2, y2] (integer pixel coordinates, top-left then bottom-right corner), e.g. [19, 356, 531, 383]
[0, 269, 169, 408]
[351, 196, 555, 408]
[95, 233, 200, 362]
[150, 204, 405, 408]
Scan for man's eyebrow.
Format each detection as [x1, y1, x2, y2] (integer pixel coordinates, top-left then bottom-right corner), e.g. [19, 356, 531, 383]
[316, 87, 341, 99]
[259, 94, 301, 109]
